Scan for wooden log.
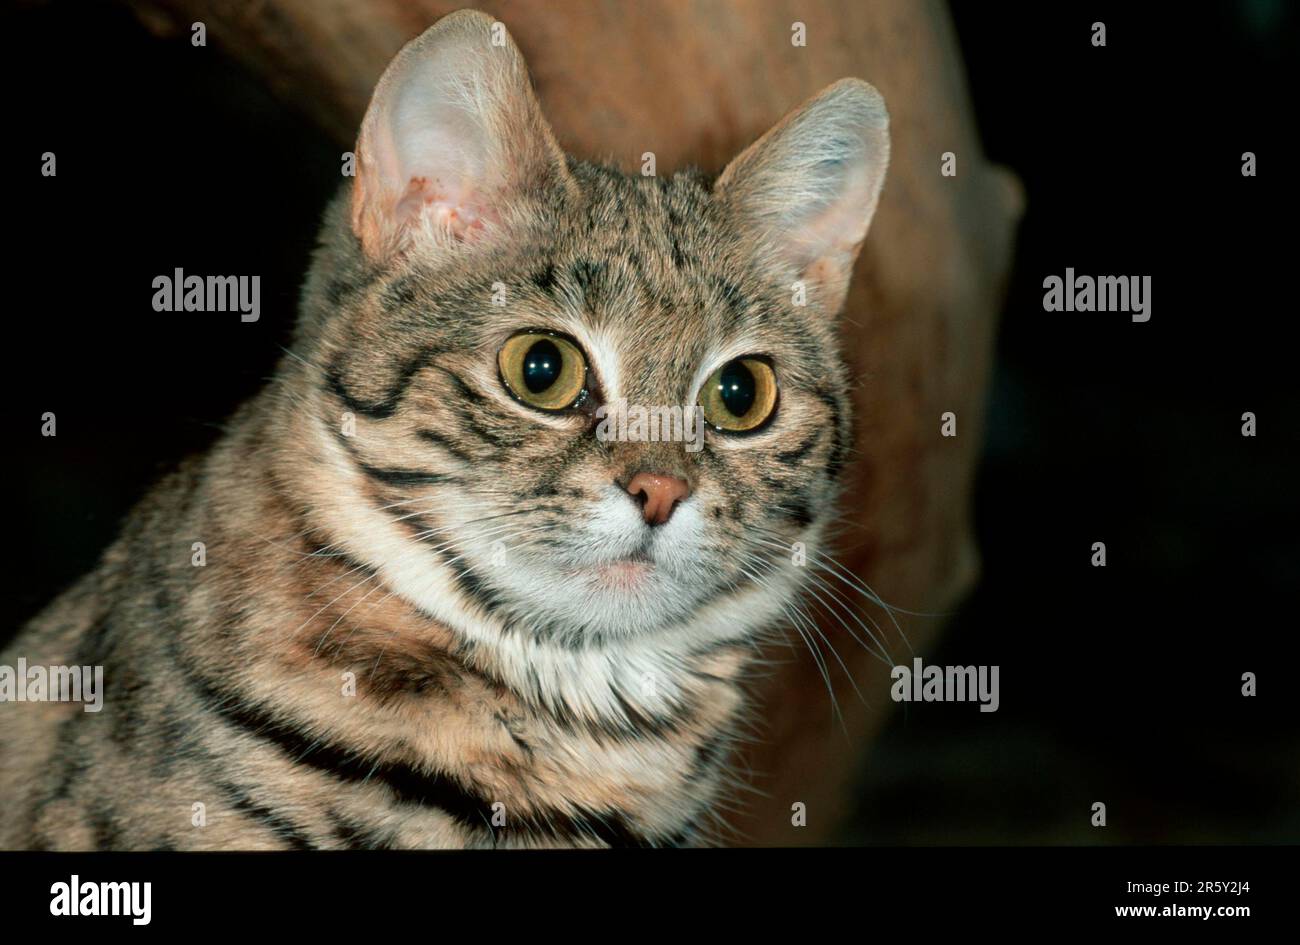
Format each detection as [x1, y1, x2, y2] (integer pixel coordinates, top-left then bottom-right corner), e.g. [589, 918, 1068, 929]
[128, 0, 1022, 845]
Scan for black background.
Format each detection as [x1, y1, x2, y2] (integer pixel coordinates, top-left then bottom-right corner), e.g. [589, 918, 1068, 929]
[2, 0, 1296, 845]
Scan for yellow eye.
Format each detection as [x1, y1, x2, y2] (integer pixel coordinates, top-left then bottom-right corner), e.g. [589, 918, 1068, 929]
[699, 358, 778, 432]
[498, 333, 588, 411]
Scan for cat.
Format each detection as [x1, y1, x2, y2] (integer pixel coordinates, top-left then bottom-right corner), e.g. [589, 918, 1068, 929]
[0, 9, 888, 849]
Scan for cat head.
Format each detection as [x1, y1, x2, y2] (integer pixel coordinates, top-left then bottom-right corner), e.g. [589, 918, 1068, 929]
[292, 10, 889, 652]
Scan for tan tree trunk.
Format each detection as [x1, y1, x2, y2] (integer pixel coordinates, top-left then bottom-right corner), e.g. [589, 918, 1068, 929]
[130, 0, 1022, 845]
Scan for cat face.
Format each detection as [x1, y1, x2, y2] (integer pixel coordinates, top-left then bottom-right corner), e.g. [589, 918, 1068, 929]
[297, 11, 888, 650]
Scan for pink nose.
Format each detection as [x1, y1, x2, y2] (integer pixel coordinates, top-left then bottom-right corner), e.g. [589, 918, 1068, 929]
[625, 472, 690, 526]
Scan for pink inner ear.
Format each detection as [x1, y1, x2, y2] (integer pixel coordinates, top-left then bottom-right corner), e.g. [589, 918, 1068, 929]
[393, 175, 494, 242]
[790, 164, 877, 267]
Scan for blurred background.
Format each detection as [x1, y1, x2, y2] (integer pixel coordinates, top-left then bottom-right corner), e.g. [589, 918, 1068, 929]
[843, 1, 1299, 843]
[2, 0, 1296, 844]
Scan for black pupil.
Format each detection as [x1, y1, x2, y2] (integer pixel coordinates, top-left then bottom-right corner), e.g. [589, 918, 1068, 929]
[717, 361, 756, 417]
[523, 339, 562, 393]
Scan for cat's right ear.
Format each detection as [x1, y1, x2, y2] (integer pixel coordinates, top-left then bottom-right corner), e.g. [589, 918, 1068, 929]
[350, 10, 572, 262]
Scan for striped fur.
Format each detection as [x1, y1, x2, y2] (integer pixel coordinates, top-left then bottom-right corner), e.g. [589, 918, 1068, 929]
[0, 10, 887, 849]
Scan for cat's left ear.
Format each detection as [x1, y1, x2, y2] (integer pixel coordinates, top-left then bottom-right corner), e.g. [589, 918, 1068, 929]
[350, 10, 572, 261]
[716, 79, 890, 313]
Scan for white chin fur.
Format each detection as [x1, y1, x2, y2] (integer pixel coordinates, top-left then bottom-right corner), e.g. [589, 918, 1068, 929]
[460, 483, 715, 639]
[314, 423, 808, 724]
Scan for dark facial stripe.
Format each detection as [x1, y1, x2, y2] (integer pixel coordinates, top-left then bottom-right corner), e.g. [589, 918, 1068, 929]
[813, 386, 850, 480]
[299, 539, 379, 583]
[779, 496, 815, 528]
[447, 398, 523, 450]
[530, 263, 557, 293]
[417, 429, 475, 464]
[707, 273, 749, 318]
[330, 425, 459, 488]
[435, 366, 489, 405]
[438, 539, 511, 616]
[360, 464, 458, 487]
[776, 430, 825, 467]
[324, 346, 441, 420]
[570, 259, 606, 292]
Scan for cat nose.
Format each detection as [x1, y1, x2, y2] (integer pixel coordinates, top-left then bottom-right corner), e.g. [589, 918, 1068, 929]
[625, 472, 690, 526]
